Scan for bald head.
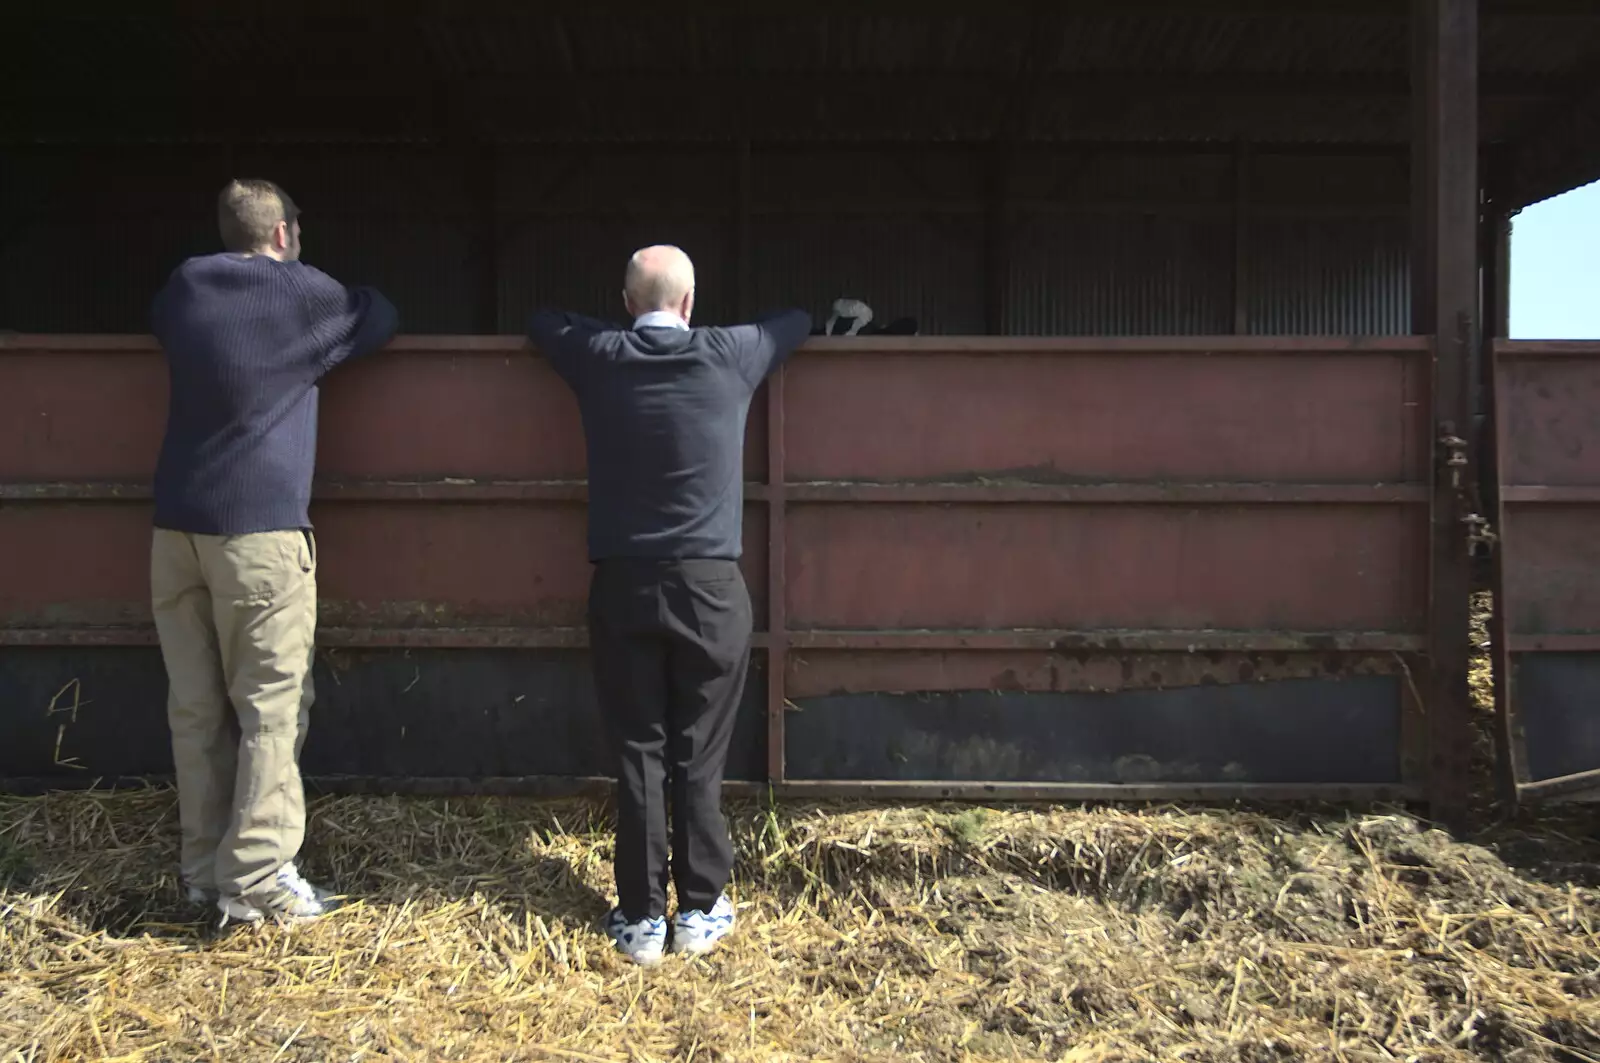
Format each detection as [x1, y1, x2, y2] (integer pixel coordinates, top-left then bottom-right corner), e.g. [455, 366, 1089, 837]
[623, 245, 696, 323]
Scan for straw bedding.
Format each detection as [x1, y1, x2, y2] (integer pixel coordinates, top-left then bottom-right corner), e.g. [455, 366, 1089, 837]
[2, 604, 1596, 1062]
[2, 792, 1595, 1062]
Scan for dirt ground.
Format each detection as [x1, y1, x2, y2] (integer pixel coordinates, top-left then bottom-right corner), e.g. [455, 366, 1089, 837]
[1, 789, 1597, 1063]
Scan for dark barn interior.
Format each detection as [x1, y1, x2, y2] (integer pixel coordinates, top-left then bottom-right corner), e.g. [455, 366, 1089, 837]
[4, 3, 1597, 338]
[5, 3, 1600, 821]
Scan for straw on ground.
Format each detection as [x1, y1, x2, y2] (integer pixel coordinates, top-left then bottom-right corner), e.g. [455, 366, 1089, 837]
[1, 791, 1597, 1062]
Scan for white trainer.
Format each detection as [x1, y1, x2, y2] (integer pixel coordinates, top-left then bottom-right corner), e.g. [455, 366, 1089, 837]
[603, 907, 668, 966]
[671, 895, 736, 956]
[217, 862, 337, 925]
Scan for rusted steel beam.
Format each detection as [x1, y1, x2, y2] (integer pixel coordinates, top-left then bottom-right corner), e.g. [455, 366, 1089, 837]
[0, 482, 155, 501]
[0, 334, 1435, 356]
[773, 780, 1424, 803]
[1413, 0, 1480, 830]
[1507, 635, 1600, 652]
[766, 369, 789, 784]
[785, 648, 1419, 699]
[1481, 161, 1517, 808]
[0, 773, 1427, 804]
[0, 481, 1432, 505]
[0, 626, 1428, 654]
[0, 628, 160, 647]
[1493, 341, 1600, 359]
[0, 627, 773, 650]
[1500, 487, 1600, 503]
[0, 774, 1425, 804]
[784, 483, 1430, 505]
[788, 630, 1426, 653]
[1515, 767, 1600, 802]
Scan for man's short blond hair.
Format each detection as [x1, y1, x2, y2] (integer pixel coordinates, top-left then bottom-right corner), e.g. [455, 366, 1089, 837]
[217, 179, 298, 253]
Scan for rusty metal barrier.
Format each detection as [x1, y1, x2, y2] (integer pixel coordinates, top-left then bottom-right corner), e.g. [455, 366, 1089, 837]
[0, 334, 1437, 805]
[1489, 340, 1600, 805]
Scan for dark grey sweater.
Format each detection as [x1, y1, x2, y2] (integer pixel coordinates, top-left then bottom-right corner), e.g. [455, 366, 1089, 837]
[150, 253, 398, 535]
[528, 309, 813, 561]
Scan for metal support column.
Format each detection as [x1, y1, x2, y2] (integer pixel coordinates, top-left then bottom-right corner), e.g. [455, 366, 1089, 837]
[1412, 0, 1481, 829]
[1481, 147, 1517, 805]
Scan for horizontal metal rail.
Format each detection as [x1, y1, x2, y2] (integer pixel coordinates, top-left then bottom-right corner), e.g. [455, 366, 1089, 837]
[0, 480, 1431, 505]
[0, 626, 1427, 652]
[1515, 767, 1600, 802]
[0, 773, 1424, 804]
[0, 333, 1435, 356]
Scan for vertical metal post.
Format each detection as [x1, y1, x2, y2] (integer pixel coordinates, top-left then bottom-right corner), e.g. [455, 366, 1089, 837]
[1413, 0, 1480, 829]
[766, 369, 788, 785]
[1232, 142, 1252, 335]
[1481, 148, 1517, 806]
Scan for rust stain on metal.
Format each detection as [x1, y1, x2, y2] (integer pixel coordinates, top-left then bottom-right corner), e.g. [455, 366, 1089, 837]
[786, 649, 1410, 698]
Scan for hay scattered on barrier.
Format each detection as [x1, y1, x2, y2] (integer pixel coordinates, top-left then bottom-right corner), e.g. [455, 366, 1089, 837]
[2, 790, 1597, 1062]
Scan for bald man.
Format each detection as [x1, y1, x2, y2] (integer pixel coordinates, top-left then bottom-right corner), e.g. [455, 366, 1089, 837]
[528, 247, 810, 965]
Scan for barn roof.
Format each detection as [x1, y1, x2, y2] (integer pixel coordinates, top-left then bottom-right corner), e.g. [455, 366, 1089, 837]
[5, 2, 1598, 206]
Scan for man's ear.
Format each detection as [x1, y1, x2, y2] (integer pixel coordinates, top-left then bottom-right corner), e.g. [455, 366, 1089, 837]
[273, 220, 290, 252]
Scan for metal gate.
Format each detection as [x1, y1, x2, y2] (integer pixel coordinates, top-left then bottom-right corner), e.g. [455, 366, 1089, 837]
[0, 332, 1441, 805]
[1490, 339, 1600, 803]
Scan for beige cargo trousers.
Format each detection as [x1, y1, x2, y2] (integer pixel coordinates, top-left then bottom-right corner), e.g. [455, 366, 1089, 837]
[150, 527, 317, 902]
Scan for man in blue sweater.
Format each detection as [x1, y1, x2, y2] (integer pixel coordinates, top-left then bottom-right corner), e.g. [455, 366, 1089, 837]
[150, 179, 398, 924]
[529, 246, 811, 965]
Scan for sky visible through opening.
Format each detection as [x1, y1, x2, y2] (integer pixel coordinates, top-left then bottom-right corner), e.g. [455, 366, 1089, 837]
[1510, 178, 1600, 339]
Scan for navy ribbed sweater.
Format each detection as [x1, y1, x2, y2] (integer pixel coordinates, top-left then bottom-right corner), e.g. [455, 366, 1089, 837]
[528, 308, 812, 560]
[150, 253, 398, 535]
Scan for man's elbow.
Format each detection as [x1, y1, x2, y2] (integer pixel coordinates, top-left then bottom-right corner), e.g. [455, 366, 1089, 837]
[527, 309, 567, 344]
[358, 292, 401, 352]
[772, 309, 814, 352]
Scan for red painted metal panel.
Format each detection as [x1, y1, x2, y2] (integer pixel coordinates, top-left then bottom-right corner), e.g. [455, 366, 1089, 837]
[1495, 343, 1600, 639]
[0, 338, 767, 482]
[785, 649, 1411, 698]
[784, 343, 1427, 482]
[786, 503, 1426, 631]
[1497, 350, 1600, 488]
[1, 333, 1436, 799]
[1493, 342, 1600, 800]
[0, 501, 767, 631]
[1500, 508, 1600, 634]
[318, 354, 585, 479]
[0, 352, 165, 479]
[0, 505, 153, 627]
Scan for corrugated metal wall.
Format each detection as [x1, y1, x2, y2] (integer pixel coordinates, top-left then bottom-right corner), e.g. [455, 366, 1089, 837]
[0, 146, 1410, 336]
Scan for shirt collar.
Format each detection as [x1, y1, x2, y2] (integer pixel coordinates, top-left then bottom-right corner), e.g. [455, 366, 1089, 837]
[633, 310, 690, 331]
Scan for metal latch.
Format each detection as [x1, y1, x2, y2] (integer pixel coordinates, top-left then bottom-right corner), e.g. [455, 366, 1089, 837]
[1439, 430, 1469, 490]
[1463, 512, 1497, 556]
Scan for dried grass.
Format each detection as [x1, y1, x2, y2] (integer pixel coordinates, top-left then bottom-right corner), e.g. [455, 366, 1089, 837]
[2, 791, 1597, 1062]
[2, 597, 1596, 1061]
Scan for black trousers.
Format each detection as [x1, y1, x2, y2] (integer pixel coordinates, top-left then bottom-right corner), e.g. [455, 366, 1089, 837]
[587, 558, 752, 920]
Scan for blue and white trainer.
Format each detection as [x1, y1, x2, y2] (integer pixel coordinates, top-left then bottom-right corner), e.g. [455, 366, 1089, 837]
[604, 908, 667, 967]
[671, 895, 736, 956]
[217, 862, 337, 926]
